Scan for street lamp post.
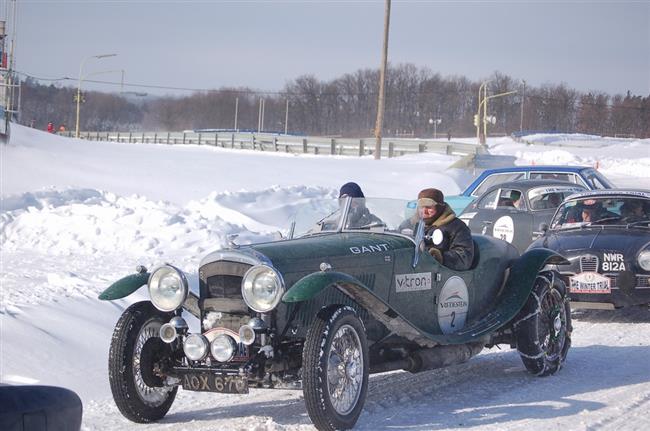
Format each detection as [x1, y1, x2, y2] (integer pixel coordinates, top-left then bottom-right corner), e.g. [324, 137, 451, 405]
[429, 118, 442, 139]
[75, 53, 116, 138]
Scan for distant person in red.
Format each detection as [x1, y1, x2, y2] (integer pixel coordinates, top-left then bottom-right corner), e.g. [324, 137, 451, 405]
[46, 122, 54, 133]
[58, 124, 66, 133]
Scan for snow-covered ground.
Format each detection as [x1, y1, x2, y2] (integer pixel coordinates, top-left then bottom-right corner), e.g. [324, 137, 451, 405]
[1, 124, 649, 430]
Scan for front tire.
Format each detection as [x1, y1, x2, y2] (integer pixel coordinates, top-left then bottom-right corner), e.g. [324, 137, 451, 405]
[514, 271, 572, 376]
[108, 301, 178, 423]
[303, 305, 369, 431]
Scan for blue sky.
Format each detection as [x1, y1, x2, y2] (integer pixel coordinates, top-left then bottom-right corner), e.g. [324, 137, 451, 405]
[12, 0, 650, 96]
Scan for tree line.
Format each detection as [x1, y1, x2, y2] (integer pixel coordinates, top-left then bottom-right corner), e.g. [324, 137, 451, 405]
[18, 65, 649, 138]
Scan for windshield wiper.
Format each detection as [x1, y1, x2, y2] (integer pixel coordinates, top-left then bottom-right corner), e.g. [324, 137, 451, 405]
[355, 222, 387, 230]
[315, 209, 340, 227]
[626, 219, 650, 228]
[584, 216, 622, 226]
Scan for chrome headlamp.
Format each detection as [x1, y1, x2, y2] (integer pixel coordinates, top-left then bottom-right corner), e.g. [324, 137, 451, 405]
[148, 264, 189, 312]
[241, 265, 284, 313]
[638, 250, 650, 271]
[183, 334, 209, 361]
[210, 334, 237, 362]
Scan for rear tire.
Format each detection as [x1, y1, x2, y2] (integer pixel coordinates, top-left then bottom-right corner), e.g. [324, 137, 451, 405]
[302, 305, 369, 431]
[108, 301, 178, 423]
[514, 271, 572, 376]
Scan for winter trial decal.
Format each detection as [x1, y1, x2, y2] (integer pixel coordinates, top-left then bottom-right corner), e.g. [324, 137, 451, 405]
[437, 276, 469, 334]
[349, 243, 390, 254]
[492, 216, 514, 243]
[569, 272, 611, 294]
[602, 253, 626, 272]
[395, 272, 432, 293]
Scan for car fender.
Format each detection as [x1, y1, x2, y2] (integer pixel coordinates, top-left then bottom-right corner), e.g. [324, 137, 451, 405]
[284, 271, 484, 347]
[98, 271, 201, 317]
[98, 272, 150, 300]
[498, 247, 570, 318]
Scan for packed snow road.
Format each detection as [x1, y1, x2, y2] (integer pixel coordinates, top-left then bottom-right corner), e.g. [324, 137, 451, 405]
[1, 125, 649, 430]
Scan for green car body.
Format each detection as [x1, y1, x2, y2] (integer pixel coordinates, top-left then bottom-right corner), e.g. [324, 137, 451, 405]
[100, 197, 572, 431]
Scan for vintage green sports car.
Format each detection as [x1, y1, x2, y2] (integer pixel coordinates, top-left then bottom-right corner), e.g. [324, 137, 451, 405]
[99, 197, 572, 431]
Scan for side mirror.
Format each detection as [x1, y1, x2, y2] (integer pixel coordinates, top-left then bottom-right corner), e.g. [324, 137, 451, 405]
[412, 220, 425, 268]
[539, 223, 549, 235]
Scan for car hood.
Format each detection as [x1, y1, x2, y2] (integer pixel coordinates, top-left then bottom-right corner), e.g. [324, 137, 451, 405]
[535, 227, 649, 256]
[250, 233, 411, 269]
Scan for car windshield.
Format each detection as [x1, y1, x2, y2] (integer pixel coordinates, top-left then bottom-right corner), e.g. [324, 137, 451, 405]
[526, 186, 585, 211]
[582, 168, 614, 189]
[550, 196, 650, 229]
[291, 197, 416, 238]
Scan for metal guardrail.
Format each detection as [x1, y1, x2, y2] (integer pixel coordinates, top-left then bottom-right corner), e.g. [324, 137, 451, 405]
[63, 131, 485, 158]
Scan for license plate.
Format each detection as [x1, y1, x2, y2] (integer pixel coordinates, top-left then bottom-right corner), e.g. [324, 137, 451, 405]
[569, 272, 611, 294]
[181, 372, 249, 394]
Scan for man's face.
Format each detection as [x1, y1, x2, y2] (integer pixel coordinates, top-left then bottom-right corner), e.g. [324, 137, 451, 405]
[420, 205, 437, 219]
[582, 208, 595, 221]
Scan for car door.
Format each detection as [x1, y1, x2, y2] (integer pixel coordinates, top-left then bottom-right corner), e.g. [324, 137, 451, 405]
[473, 187, 532, 253]
[389, 244, 442, 334]
[465, 189, 499, 234]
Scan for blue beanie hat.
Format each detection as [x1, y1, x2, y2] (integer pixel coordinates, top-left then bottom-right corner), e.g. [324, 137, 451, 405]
[339, 182, 365, 198]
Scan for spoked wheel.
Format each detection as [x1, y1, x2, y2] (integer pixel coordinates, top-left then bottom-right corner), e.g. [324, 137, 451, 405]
[303, 305, 369, 431]
[109, 301, 178, 423]
[514, 271, 572, 376]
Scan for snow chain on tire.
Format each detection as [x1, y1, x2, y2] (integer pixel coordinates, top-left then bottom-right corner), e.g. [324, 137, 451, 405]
[514, 270, 572, 377]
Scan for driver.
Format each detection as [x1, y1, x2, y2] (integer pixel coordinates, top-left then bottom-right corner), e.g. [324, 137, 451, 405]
[338, 182, 382, 229]
[580, 200, 604, 222]
[400, 188, 474, 271]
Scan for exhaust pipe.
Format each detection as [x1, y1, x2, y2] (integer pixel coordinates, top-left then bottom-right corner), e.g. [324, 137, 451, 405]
[370, 342, 484, 374]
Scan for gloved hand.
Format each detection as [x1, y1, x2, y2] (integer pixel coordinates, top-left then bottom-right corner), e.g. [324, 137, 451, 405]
[428, 247, 443, 264]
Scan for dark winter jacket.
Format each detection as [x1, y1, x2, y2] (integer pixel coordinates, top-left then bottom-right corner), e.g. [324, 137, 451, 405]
[345, 206, 383, 229]
[401, 204, 475, 271]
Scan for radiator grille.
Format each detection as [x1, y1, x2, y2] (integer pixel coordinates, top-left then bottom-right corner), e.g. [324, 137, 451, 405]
[207, 274, 241, 298]
[580, 255, 599, 273]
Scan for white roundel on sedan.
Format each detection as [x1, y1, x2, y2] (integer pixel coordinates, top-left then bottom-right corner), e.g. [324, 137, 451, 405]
[493, 216, 515, 243]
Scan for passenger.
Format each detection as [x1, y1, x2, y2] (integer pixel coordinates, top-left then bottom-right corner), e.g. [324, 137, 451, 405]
[338, 182, 382, 229]
[621, 200, 646, 221]
[511, 190, 524, 209]
[548, 193, 562, 208]
[400, 188, 474, 271]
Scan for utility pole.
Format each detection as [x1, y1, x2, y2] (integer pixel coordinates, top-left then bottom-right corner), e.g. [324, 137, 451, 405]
[374, 0, 391, 160]
[234, 97, 239, 130]
[520, 80, 526, 132]
[284, 98, 289, 135]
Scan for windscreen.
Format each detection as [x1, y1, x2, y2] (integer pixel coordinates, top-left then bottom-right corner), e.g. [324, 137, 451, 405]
[550, 196, 650, 229]
[291, 198, 415, 237]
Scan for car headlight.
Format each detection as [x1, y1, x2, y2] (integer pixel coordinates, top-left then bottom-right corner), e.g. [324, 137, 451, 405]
[638, 250, 650, 271]
[148, 264, 189, 312]
[241, 265, 284, 313]
[183, 334, 209, 361]
[211, 334, 237, 362]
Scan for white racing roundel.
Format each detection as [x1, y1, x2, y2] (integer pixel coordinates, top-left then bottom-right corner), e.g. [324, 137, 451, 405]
[437, 276, 469, 334]
[431, 229, 444, 246]
[492, 216, 514, 243]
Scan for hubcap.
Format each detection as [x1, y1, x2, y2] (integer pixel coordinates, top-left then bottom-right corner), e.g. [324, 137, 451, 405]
[326, 324, 363, 416]
[538, 286, 566, 360]
[133, 319, 173, 406]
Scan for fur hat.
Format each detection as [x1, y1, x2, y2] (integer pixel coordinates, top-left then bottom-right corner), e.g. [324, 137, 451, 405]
[417, 188, 444, 205]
